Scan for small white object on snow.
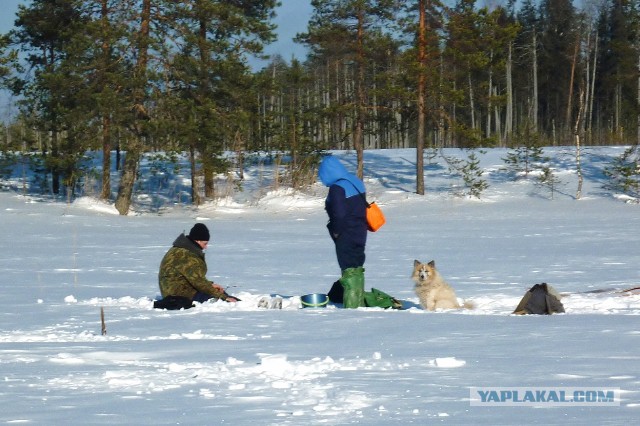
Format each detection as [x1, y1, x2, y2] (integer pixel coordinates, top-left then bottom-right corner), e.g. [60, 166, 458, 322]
[429, 357, 466, 368]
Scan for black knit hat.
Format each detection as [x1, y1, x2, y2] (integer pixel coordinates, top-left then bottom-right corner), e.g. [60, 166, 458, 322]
[188, 223, 210, 241]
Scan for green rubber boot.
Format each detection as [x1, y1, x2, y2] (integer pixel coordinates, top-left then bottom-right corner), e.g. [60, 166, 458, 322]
[340, 267, 365, 308]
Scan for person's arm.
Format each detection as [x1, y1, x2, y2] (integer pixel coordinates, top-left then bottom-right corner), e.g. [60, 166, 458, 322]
[177, 257, 231, 301]
[326, 185, 347, 240]
[210, 282, 238, 302]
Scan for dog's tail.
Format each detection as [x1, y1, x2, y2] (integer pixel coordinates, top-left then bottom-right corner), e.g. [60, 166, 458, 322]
[461, 300, 475, 310]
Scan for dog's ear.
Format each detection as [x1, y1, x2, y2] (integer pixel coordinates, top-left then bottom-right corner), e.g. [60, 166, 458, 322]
[414, 259, 420, 267]
[428, 260, 435, 267]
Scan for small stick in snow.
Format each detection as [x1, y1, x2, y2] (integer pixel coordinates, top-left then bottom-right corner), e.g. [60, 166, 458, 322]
[100, 307, 107, 336]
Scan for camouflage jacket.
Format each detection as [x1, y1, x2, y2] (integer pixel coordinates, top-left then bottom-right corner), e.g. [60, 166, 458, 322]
[158, 233, 226, 301]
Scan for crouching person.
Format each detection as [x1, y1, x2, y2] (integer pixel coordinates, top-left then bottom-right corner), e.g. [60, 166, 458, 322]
[154, 223, 238, 310]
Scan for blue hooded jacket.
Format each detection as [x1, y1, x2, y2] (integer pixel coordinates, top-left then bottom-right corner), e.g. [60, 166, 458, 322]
[318, 156, 367, 246]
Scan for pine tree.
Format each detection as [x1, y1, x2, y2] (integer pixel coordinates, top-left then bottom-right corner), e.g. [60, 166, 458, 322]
[537, 163, 561, 199]
[503, 125, 546, 179]
[596, 0, 640, 143]
[442, 1, 518, 147]
[114, 0, 152, 215]
[503, 146, 546, 179]
[460, 149, 488, 198]
[11, 0, 89, 197]
[90, 0, 131, 201]
[397, 0, 446, 194]
[157, 0, 277, 203]
[0, 32, 16, 82]
[443, 0, 487, 139]
[442, 148, 488, 199]
[516, 0, 541, 133]
[538, 0, 578, 141]
[603, 146, 640, 199]
[298, 0, 396, 179]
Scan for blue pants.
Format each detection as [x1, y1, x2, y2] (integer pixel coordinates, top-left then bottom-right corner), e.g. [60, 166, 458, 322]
[335, 238, 365, 271]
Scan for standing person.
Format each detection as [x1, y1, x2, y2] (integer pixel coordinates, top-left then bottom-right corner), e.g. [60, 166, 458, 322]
[318, 156, 368, 308]
[155, 223, 238, 310]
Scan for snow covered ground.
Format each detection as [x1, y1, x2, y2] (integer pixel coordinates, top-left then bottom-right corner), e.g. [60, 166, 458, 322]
[1, 147, 639, 425]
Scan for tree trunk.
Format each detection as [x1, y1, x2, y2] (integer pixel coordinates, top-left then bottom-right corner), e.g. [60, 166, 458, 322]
[114, 0, 151, 215]
[615, 83, 621, 138]
[486, 50, 493, 139]
[190, 145, 201, 206]
[354, 10, 365, 179]
[101, 115, 111, 200]
[115, 150, 140, 215]
[439, 55, 445, 147]
[532, 31, 538, 130]
[51, 130, 60, 195]
[505, 42, 513, 140]
[468, 73, 475, 130]
[99, 0, 111, 201]
[197, 12, 214, 199]
[574, 88, 585, 200]
[416, 0, 426, 195]
[566, 34, 580, 135]
[494, 86, 502, 143]
[588, 31, 598, 139]
[235, 129, 245, 181]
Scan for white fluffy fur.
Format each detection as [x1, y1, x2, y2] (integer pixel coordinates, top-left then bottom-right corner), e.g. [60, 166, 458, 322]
[412, 260, 465, 311]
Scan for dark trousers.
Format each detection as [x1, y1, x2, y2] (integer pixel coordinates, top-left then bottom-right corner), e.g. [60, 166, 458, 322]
[193, 292, 213, 303]
[335, 238, 365, 271]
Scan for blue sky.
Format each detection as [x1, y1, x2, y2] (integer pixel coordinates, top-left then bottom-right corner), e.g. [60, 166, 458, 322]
[265, 0, 313, 63]
[0, 0, 25, 34]
[0, 0, 312, 64]
[1, 1, 312, 120]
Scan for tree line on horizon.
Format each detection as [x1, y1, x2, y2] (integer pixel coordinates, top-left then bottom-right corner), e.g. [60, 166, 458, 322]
[0, 0, 639, 213]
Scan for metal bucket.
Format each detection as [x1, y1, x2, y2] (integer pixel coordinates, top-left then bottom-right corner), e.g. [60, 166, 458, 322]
[300, 293, 328, 309]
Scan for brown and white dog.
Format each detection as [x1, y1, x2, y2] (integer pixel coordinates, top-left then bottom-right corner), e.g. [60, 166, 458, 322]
[412, 260, 472, 311]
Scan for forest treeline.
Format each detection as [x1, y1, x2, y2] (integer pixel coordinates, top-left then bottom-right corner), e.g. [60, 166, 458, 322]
[0, 0, 639, 213]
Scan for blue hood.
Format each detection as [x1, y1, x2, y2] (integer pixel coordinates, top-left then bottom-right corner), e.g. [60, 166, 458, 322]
[318, 156, 365, 197]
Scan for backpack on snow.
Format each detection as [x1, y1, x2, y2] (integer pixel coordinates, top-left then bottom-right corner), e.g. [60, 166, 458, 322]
[328, 281, 402, 309]
[513, 283, 565, 315]
[364, 287, 402, 309]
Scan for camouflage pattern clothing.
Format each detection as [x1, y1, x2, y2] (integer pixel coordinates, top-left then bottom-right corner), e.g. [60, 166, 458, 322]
[158, 233, 227, 301]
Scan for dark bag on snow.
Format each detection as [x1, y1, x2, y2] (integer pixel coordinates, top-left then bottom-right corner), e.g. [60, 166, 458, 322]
[513, 283, 565, 315]
[153, 296, 194, 310]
